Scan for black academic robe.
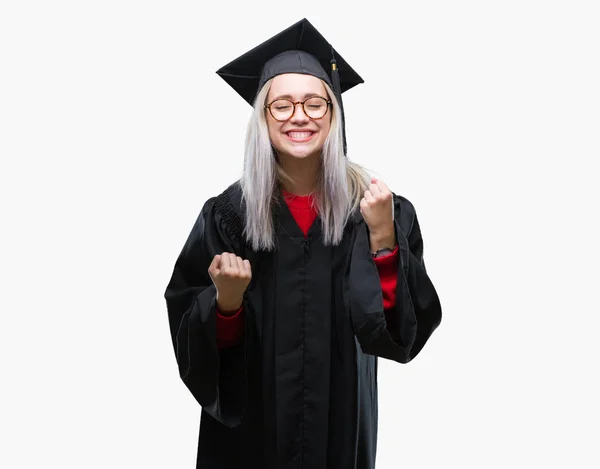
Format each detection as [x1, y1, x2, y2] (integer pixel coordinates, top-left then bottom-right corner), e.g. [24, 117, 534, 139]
[164, 181, 442, 469]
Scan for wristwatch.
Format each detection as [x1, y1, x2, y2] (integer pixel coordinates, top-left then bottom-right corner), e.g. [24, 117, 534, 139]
[371, 246, 395, 258]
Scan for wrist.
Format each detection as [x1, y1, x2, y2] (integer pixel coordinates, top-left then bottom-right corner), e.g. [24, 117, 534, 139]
[369, 226, 396, 252]
[217, 307, 242, 317]
[216, 294, 243, 314]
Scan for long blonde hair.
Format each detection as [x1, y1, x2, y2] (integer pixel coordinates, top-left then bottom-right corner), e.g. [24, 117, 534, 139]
[240, 77, 372, 251]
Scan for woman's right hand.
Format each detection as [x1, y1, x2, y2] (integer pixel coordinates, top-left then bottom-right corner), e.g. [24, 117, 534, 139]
[208, 252, 252, 311]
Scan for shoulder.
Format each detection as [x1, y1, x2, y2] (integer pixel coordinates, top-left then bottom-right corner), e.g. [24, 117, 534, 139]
[218, 179, 244, 210]
[392, 192, 416, 216]
[212, 179, 246, 245]
[185, 196, 219, 250]
[195, 180, 243, 221]
[391, 192, 418, 237]
[190, 180, 242, 241]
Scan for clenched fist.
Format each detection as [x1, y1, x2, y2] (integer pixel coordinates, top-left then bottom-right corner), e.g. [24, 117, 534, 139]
[359, 177, 394, 235]
[208, 252, 252, 312]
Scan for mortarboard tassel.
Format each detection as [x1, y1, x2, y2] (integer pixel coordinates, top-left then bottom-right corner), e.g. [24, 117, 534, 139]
[330, 47, 347, 157]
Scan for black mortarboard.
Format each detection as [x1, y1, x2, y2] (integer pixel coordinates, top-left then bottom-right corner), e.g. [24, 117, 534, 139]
[216, 18, 364, 156]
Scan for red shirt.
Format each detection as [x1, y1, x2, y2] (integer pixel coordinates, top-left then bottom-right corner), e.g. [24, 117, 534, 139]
[216, 190, 399, 349]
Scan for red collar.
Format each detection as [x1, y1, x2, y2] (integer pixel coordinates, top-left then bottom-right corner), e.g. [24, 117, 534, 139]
[281, 189, 315, 211]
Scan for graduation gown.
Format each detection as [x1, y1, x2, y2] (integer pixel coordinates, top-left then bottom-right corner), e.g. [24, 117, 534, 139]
[164, 181, 442, 469]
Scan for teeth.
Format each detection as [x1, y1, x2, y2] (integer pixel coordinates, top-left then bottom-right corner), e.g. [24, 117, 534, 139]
[288, 132, 313, 138]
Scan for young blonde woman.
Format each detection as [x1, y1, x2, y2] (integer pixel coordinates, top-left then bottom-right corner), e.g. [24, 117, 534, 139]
[164, 18, 442, 469]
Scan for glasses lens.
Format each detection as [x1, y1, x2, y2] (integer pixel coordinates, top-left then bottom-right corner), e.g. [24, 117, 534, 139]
[270, 100, 294, 121]
[304, 97, 328, 119]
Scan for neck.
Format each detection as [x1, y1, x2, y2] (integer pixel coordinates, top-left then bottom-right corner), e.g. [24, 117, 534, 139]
[278, 152, 320, 196]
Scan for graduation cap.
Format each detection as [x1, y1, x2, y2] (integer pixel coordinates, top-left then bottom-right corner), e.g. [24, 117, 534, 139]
[216, 18, 364, 156]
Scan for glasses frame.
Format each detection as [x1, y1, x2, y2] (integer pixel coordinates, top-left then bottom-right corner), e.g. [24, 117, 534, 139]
[264, 96, 332, 122]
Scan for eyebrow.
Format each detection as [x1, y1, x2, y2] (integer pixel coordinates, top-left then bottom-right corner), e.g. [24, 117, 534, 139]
[272, 93, 322, 100]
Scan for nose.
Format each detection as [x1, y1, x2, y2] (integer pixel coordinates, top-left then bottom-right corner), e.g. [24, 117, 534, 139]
[289, 102, 309, 123]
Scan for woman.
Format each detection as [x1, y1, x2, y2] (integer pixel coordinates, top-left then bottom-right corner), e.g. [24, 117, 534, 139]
[164, 18, 442, 469]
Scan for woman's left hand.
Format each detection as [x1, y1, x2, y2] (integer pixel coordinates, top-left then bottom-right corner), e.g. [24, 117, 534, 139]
[360, 178, 395, 240]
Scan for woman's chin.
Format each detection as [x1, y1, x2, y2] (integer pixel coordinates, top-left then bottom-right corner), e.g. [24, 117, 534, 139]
[281, 144, 319, 159]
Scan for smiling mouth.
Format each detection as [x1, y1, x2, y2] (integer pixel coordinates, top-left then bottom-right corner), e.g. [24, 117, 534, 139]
[285, 131, 315, 142]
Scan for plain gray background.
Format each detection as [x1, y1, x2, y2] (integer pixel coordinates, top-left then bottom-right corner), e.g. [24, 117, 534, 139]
[1, 1, 599, 468]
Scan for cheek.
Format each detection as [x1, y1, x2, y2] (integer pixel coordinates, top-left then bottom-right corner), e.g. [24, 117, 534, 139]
[267, 120, 282, 142]
[318, 122, 331, 144]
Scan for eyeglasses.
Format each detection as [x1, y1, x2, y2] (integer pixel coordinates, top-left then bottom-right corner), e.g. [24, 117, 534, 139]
[265, 96, 332, 121]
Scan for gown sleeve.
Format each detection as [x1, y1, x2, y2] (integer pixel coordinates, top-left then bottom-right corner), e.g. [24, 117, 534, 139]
[348, 194, 442, 363]
[164, 196, 248, 427]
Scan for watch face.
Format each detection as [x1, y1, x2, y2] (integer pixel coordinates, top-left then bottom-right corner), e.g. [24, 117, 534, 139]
[373, 247, 394, 258]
